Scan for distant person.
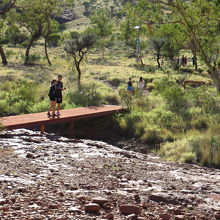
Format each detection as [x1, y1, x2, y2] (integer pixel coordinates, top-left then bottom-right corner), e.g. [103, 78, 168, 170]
[137, 77, 145, 95]
[55, 75, 66, 116]
[127, 78, 134, 95]
[47, 79, 57, 118]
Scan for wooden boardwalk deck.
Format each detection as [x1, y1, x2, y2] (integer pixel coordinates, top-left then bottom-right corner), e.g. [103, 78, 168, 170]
[1, 105, 123, 130]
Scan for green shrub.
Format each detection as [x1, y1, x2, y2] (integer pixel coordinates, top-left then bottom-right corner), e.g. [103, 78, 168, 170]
[191, 135, 220, 168]
[48, 33, 61, 47]
[140, 125, 163, 145]
[191, 116, 208, 131]
[0, 80, 40, 116]
[180, 152, 196, 163]
[67, 83, 103, 107]
[28, 100, 49, 113]
[160, 134, 220, 168]
[104, 92, 120, 105]
[160, 138, 193, 162]
[108, 77, 124, 87]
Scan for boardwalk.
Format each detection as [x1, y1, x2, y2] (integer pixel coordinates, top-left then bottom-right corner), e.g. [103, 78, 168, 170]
[1, 105, 123, 131]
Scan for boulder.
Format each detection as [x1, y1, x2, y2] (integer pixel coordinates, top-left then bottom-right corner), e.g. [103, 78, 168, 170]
[119, 205, 141, 215]
[85, 203, 101, 213]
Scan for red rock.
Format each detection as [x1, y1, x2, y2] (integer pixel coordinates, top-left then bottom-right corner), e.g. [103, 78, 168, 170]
[48, 204, 59, 209]
[85, 203, 101, 213]
[106, 213, 114, 220]
[0, 199, 7, 205]
[119, 205, 141, 215]
[2, 206, 9, 212]
[10, 197, 16, 203]
[26, 153, 35, 158]
[159, 213, 171, 220]
[58, 191, 64, 196]
[149, 193, 179, 205]
[77, 195, 87, 204]
[215, 213, 220, 220]
[92, 197, 110, 205]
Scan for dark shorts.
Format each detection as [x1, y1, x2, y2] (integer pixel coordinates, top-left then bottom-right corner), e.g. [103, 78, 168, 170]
[49, 96, 56, 102]
[56, 96, 62, 104]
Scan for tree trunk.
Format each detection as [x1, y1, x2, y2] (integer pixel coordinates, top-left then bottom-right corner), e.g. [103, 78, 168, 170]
[102, 47, 105, 59]
[25, 35, 36, 65]
[210, 68, 220, 93]
[75, 61, 81, 91]
[156, 51, 161, 69]
[44, 37, 51, 66]
[194, 54, 198, 71]
[0, 44, 8, 65]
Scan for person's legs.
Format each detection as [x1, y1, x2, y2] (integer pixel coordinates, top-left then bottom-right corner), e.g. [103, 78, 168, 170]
[56, 96, 62, 115]
[52, 101, 56, 115]
[47, 100, 53, 116]
[57, 103, 60, 112]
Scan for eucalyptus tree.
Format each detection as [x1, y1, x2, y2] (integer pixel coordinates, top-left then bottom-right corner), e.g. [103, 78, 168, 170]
[43, 20, 59, 66]
[64, 31, 96, 90]
[0, 0, 16, 65]
[125, 0, 220, 91]
[12, 0, 63, 65]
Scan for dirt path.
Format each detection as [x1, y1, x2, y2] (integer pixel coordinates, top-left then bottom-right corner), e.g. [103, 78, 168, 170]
[0, 129, 219, 220]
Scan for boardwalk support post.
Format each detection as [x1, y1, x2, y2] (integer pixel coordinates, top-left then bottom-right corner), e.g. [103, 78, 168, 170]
[40, 125, 45, 134]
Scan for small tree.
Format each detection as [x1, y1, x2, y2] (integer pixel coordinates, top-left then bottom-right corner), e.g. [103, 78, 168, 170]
[90, 9, 113, 58]
[64, 31, 96, 90]
[148, 37, 165, 69]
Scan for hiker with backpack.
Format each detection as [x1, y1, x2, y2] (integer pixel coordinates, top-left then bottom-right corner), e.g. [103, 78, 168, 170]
[47, 79, 57, 118]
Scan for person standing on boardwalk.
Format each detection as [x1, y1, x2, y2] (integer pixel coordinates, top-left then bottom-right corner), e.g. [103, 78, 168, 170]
[55, 75, 66, 116]
[47, 79, 57, 118]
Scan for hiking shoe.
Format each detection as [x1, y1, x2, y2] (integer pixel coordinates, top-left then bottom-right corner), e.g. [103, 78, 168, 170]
[52, 113, 56, 118]
[47, 112, 51, 117]
[56, 112, 61, 116]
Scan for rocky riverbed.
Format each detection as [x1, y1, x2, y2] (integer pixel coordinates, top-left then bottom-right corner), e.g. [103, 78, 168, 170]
[0, 129, 219, 220]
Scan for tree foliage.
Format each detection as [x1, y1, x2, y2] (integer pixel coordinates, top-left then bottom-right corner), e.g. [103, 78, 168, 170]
[89, 8, 113, 58]
[11, 0, 63, 64]
[125, 0, 220, 91]
[64, 31, 97, 90]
